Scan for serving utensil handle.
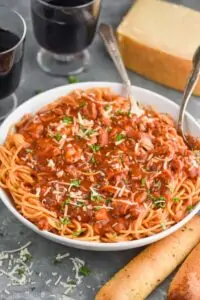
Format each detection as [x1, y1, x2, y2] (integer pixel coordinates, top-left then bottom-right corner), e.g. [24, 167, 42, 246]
[178, 46, 200, 132]
[99, 23, 132, 95]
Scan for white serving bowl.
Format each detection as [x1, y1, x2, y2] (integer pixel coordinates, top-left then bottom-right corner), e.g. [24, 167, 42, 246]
[0, 82, 200, 251]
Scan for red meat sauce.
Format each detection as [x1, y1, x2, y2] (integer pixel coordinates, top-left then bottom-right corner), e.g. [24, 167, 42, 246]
[15, 90, 200, 237]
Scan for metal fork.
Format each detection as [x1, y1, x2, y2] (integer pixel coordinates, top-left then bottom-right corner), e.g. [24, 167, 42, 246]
[99, 23, 143, 116]
[178, 46, 200, 149]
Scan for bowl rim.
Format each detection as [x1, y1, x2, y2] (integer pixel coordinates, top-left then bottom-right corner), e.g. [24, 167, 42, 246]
[0, 81, 200, 251]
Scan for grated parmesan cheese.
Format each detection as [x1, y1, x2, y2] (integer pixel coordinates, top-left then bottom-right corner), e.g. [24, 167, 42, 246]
[47, 159, 56, 170]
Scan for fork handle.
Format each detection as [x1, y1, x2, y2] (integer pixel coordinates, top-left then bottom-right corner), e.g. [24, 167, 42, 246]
[99, 23, 132, 95]
[178, 46, 200, 131]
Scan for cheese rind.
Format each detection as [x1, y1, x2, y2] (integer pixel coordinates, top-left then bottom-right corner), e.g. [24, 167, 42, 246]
[117, 0, 200, 95]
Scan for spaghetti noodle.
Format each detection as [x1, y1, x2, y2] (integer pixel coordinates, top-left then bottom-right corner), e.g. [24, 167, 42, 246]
[0, 88, 200, 242]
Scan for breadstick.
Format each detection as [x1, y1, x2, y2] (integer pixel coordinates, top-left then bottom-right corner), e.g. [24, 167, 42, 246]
[96, 216, 200, 300]
[168, 241, 200, 300]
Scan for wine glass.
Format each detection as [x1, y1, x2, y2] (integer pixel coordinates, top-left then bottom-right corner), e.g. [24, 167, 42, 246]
[30, 0, 102, 76]
[0, 6, 26, 121]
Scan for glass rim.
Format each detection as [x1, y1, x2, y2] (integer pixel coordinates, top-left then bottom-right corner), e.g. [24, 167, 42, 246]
[0, 5, 27, 55]
[35, 0, 96, 10]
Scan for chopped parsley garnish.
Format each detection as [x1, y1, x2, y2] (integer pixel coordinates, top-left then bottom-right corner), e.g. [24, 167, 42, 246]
[116, 109, 125, 115]
[104, 104, 111, 111]
[91, 190, 102, 202]
[172, 197, 180, 203]
[86, 129, 96, 136]
[155, 180, 161, 189]
[70, 179, 81, 187]
[79, 102, 86, 108]
[127, 110, 131, 117]
[23, 252, 32, 262]
[34, 89, 44, 95]
[63, 116, 73, 124]
[115, 133, 125, 142]
[77, 128, 96, 139]
[60, 216, 71, 225]
[94, 206, 102, 211]
[61, 198, 71, 210]
[141, 178, 146, 187]
[152, 196, 166, 208]
[67, 280, 77, 285]
[54, 133, 62, 142]
[90, 155, 96, 164]
[147, 189, 153, 197]
[25, 149, 33, 153]
[116, 110, 131, 117]
[73, 229, 84, 237]
[187, 205, 194, 213]
[90, 144, 101, 153]
[77, 201, 85, 208]
[106, 198, 112, 205]
[67, 75, 79, 84]
[17, 267, 25, 276]
[79, 266, 90, 276]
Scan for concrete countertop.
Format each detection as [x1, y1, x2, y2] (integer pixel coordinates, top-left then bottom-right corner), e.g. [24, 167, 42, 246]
[0, 1, 200, 299]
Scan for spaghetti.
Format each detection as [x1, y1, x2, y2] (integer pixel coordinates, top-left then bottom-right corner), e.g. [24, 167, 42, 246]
[0, 88, 200, 242]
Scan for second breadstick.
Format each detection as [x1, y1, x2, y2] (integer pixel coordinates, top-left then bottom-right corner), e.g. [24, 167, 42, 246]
[96, 216, 200, 300]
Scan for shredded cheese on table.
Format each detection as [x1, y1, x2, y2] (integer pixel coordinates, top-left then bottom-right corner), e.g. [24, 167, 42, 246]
[0, 241, 90, 299]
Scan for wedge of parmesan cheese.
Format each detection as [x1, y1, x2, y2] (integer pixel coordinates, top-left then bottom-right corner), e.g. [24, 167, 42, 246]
[117, 0, 200, 95]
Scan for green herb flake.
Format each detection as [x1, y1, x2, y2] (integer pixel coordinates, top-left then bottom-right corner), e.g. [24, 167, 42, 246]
[116, 109, 124, 115]
[152, 196, 166, 208]
[79, 266, 90, 276]
[104, 104, 111, 111]
[63, 116, 73, 125]
[68, 75, 79, 84]
[17, 268, 25, 276]
[91, 190, 102, 202]
[77, 201, 85, 208]
[116, 110, 131, 117]
[67, 280, 77, 285]
[80, 128, 96, 137]
[141, 178, 146, 187]
[155, 181, 161, 189]
[187, 205, 194, 213]
[87, 129, 96, 137]
[79, 102, 86, 108]
[61, 198, 71, 210]
[94, 206, 102, 211]
[127, 110, 131, 117]
[106, 198, 112, 205]
[90, 155, 96, 164]
[54, 133, 62, 142]
[70, 179, 81, 187]
[115, 133, 125, 142]
[25, 149, 33, 153]
[34, 89, 44, 95]
[60, 216, 71, 225]
[90, 144, 101, 153]
[172, 197, 180, 203]
[23, 253, 32, 262]
[72, 229, 84, 237]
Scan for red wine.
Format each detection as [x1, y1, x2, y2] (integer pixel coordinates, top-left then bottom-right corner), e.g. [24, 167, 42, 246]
[31, 0, 100, 54]
[0, 28, 23, 100]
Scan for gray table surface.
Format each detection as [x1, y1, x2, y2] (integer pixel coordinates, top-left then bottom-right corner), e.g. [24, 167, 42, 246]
[0, 1, 200, 299]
